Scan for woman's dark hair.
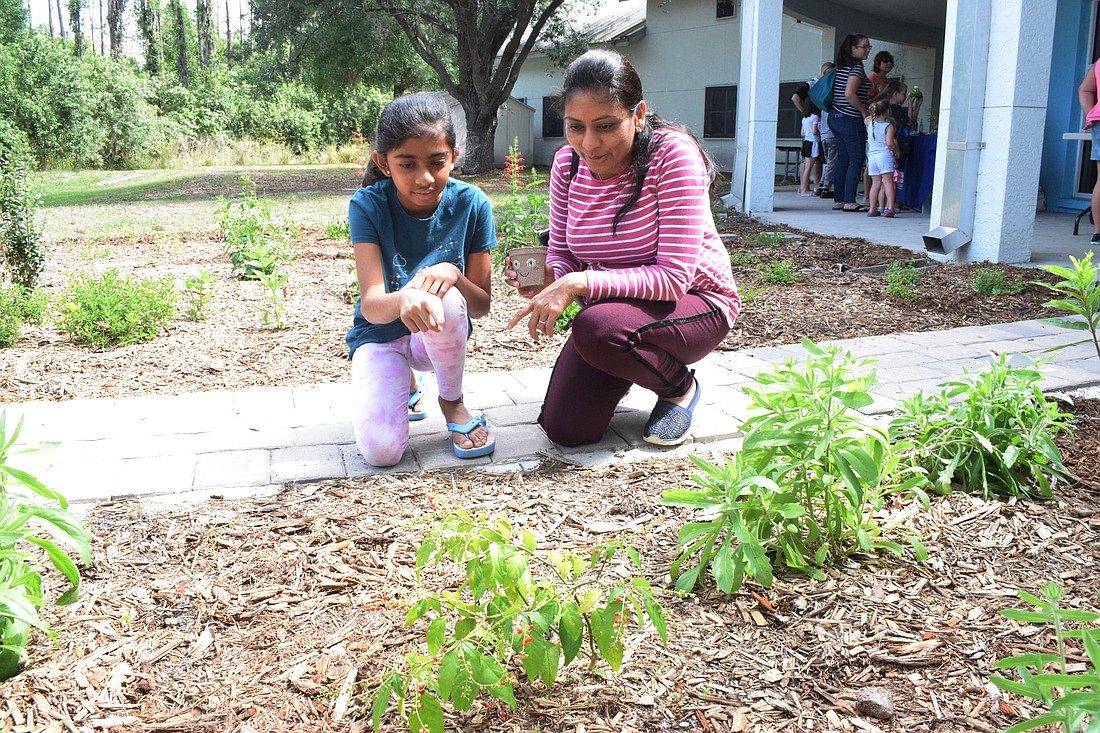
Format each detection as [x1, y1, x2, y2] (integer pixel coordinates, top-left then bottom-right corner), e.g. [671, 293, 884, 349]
[361, 92, 458, 187]
[558, 49, 717, 231]
[835, 34, 869, 67]
[873, 51, 894, 73]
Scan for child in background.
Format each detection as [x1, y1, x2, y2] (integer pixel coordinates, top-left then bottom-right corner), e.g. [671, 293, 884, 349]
[817, 108, 836, 197]
[347, 93, 497, 466]
[865, 96, 900, 218]
[799, 104, 821, 196]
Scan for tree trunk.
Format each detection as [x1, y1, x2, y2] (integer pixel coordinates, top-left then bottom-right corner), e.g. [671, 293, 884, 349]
[172, 0, 188, 86]
[48, 0, 55, 38]
[69, 0, 83, 56]
[460, 106, 500, 175]
[107, 0, 124, 58]
[55, 0, 66, 37]
[98, 0, 105, 55]
[224, 0, 230, 61]
[195, 0, 213, 68]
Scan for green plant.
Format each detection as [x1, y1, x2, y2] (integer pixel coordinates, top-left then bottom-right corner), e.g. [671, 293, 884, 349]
[0, 122, 45, 291]
[729, 251, 760, 268]
[183, 269, 216, 321]
[1033, 252, 1100, 360]
[324, 216, 351, 242]
[663, 339, 927, 594]
[369, 508, 665, 733]
[0, 411, 93, 680]
[884, 261, 921, 299]
[991, 583, 1100, 733]
[554, 300, 581, 333]
[0, 286, 21, 348]
[973, 267, 1026, 296]
[757, 259, 800, 285]
[889, 354, 1071, 499]
[256, 270, 289, 329]
[494, 139, 549, 269]
[742, 232, 785, 248]
[60, 269, 176, 349]
[213, 176, 295, 279]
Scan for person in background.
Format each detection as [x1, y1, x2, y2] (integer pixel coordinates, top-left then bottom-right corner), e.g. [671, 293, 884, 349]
[504, 49, 740, 448]
[1079, 58, 1100, 245]
[346, 93, 497, 466]
[829, 34, 873, 212]
[817, 102, 836, 197]
[868, 51, 895, 100]
[865, 93, 901, 218]
[799, 103, 822, 196]
[792, 62, 834, 189]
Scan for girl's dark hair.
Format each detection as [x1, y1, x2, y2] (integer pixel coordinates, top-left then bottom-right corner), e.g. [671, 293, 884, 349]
[873, 51, 894, 73]
[361, 92, 458, 187]
[558, 49, 717, 231]
[869, 79, 905, 108]
[802, 102, 820, 118]
[835, 34, 869, 67]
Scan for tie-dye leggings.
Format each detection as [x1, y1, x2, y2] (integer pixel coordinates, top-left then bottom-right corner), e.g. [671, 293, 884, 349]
[351, 287, 469, 466]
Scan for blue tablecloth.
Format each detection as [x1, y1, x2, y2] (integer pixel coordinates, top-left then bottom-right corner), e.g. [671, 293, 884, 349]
[898, 133, 937, 209]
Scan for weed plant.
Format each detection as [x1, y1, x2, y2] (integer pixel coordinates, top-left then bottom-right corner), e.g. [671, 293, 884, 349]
[991, 583, 1100, 733]
[183, 270, 216, 321]
[884, 261, 921, 298]
[555, 300, 581, 333]
[60, 269, 175, 349]
[729, 251, 760, 268]
[663, 339, 928, 594]
[256, 271, 289, 329]
[0, 411, 92, 680]
[972, 267, 1026, 296]
[1034, 252, 1100, 360]
[324, 217, 351, 242]
[0, 285, 47, 348]
[743, 232, 785, 248]
[757, 259, 800, 285]
[369, 507, 665, 733]
[213, 176, 296, 279]
[889, 354, 1071, 498]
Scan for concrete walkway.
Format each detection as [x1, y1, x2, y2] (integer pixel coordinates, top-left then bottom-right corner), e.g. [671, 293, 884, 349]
[7, 319, 1100, 507]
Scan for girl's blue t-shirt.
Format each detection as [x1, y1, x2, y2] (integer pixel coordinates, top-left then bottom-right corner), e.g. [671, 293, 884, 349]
[345, 178, 496, 356]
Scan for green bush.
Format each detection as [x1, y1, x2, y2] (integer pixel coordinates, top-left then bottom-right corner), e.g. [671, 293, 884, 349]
[889, 354, 1072, 498]
[0, 119, 45, 290]
[884, 261, 921, 299]
[972, 267, 1026, 296]
[663, 339, 928, 594]
[60, 268, 175, 349]
[757, 259, 800, 285]
[213, 176, 295, 279]
[0, 284, 47, 348]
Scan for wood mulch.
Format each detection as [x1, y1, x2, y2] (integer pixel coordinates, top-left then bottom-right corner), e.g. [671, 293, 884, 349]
[2, 210, 1098, 733]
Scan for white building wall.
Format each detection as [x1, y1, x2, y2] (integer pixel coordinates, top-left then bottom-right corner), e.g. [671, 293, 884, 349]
[868, 40, 939, 132]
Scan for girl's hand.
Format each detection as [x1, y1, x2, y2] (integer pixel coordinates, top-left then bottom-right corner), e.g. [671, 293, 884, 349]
[397, 288, 445, 333]
[503, 255, 553, 299]
[406, 263, 460, 298]
[506, 272, 584, 339]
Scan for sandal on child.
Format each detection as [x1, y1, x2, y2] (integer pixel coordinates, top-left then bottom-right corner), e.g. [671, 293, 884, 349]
[883, 208, 896, 218]
[867, 209, 881, 217]
[447, 413, 495, 459]
[408, 376, 428, 422]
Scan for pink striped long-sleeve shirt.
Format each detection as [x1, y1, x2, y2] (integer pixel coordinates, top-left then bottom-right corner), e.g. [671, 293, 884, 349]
[546, 129, 741, 327]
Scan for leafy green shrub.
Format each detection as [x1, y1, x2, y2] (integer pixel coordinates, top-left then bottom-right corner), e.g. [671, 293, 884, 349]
[991, 583, 1100, 733]
[884, 261, 921, 299]
[0, 284, 46, 348]
[889, 354, 1071, 498]
[0, 120, 45, 290]
[0, 411, 93, 680]
[729, 251, 760, 268]
[555, 300, 581, 333]
[60, 269, 175, 349]
[757, 259, 800, 285]
[370, 508, 665, 733]
[972, 267, 1026, 296]
[663, 339, 928, 594]
[213, 176, 295, 279]
[324, 217, 350, 242]
[1033, 251, 1100, 361]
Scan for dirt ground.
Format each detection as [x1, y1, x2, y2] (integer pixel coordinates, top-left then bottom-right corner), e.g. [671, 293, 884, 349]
[2, 208, 1098, 733]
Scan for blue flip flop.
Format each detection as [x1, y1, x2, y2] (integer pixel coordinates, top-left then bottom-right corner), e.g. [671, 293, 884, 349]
[408, 376, 427, 422]
[643, 378, 701, 446]
[446, 413, 495, 459]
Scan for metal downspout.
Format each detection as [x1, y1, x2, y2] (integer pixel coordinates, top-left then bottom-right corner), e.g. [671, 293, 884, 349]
[922, 0, 991, 255]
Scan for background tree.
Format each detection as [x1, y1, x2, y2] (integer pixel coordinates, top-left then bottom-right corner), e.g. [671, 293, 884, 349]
[106, 0, 125, 58]
[67, 0, 84, 56]
[251, 0, 582, 174]
[195, 0, 214, 68]
[55, 0, 67, 38]
[135, 0, 162, 74]
[0, 0, 29, 41]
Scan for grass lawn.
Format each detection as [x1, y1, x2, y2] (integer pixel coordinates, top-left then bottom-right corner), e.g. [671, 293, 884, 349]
[36, 165, 518, 241]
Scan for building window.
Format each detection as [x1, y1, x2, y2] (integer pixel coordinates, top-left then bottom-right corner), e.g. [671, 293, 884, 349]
[542, 96, 564, 138]
[717, 0, 736, 19]
[704, 85, 737, 138]
[777, 82, 805, 138]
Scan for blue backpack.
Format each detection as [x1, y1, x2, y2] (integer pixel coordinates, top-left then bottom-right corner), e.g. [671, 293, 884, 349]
[807, 69, 836, 112]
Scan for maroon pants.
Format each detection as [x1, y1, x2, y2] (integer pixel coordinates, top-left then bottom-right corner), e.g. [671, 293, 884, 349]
[539, 295, 730, 446]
